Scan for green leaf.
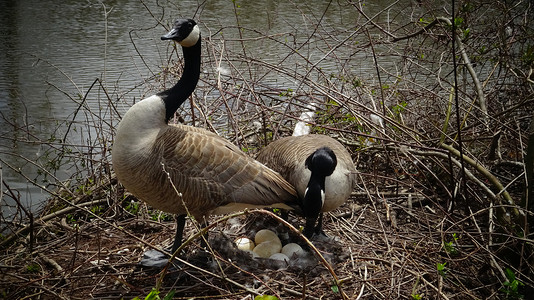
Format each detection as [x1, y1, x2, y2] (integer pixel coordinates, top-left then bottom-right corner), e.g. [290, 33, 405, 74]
[254, 295, 278, 300]
[437, 262, 447, 278]
[163, 290, 176, 300]
[505, 268, 515, 281]
[145, 288, 160, 300]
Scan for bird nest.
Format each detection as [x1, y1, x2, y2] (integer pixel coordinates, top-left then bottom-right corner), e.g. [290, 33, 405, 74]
[0, 176, 516, 299]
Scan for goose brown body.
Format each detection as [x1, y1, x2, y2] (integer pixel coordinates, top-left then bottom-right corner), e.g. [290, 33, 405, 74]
[256, 134, 356, 236]
[113, 122, 298, 221]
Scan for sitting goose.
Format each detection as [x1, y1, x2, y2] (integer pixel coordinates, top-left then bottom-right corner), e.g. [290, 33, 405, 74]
[112, 19, 299, 254]
[256, 134, 356, 238]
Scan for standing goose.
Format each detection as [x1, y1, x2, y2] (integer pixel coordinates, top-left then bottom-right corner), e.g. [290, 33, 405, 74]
[112, 19, 299, 253]
[256, 134, 356, 238]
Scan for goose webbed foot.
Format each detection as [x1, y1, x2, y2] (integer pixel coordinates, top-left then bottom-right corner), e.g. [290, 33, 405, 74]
[304, 225, 330, 242]
[139, 249, 170, 268]
[312, 220, 340, 245]
[138, 215, 213, 268]
[309, 228, 332, 243]
[312, 227, 329, 239]
[303, 216, 317, 239]
[304, 213, 336, 243]
[139, 214, 187, 268]
[312, 213, 329, 238]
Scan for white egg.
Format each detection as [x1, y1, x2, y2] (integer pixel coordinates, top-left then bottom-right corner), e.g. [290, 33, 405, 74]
[252, 240, 282, 258]
[281, 243, 304, 258]
[269, 253, 290, 262]
[254, 229, 281, 246]
[235, 237, 255, 251]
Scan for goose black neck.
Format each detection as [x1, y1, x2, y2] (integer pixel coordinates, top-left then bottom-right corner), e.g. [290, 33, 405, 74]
[303, 174, 326, 219]
[302, 147, 337, 218]
[158, 35, 201, 123]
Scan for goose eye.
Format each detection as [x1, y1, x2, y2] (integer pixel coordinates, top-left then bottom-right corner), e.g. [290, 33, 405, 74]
[185, 21, 193, 30]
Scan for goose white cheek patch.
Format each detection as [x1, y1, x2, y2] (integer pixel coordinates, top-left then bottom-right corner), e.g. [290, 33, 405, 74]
[179, 25, 200, 47]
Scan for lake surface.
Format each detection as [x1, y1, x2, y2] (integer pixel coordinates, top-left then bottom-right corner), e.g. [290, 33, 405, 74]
[0, 0, 434, 218]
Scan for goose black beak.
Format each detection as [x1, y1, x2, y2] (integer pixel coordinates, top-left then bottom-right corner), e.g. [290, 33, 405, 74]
[161, 28, 179, 41]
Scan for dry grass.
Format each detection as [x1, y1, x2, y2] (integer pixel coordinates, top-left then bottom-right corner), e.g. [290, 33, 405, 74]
[0, 187, 527, 299]
[1, 0, 533, 299]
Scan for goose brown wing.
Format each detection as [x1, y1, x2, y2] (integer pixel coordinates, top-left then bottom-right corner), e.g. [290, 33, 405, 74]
[256, 134, 357, 190]
[159, 126, 298, 215]
[255, 136, 306, 178]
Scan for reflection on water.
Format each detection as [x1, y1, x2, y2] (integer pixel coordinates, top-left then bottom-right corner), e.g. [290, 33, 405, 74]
[0, 0, 163, 216]
[0, 0, 421, 216]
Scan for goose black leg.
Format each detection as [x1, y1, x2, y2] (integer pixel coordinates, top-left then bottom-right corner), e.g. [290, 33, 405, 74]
[304, 213, 330, 240]
[281, 210, 289, 222]
[199, 219, 209, 249]
[139, 214, 186, 268]
[314, 213, 328, 237]
[139, 215, 185, 268]
[171, 214, 186, 254]
[303, 216, 317, 238]
[171, 215, 210, 253]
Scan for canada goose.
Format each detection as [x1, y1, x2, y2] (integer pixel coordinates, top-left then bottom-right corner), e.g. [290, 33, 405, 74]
[256, 134, 356, 238]
[112, 19, 299, 254]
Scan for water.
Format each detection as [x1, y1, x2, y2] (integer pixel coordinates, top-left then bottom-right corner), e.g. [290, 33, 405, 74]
[0, 0, 432, 218]
[0, 0, 164, 217]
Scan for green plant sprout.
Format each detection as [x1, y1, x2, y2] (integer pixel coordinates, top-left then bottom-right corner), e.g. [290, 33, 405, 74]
[411, 293, 422, 300]
[255, 295, 278, 300]
[125, 200, 140, 215]
[443, 233, 459, 255]
[437, 262, 447, 278]
[26, 263, 40, 273]
[133, 288, 175, 300]
[500, 268, 524, 299]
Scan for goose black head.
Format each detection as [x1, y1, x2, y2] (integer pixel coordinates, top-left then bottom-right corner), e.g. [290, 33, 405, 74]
[301, 147, 337, 222]
[305, 147, 337, 176]
[161, 18, 200, 47]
